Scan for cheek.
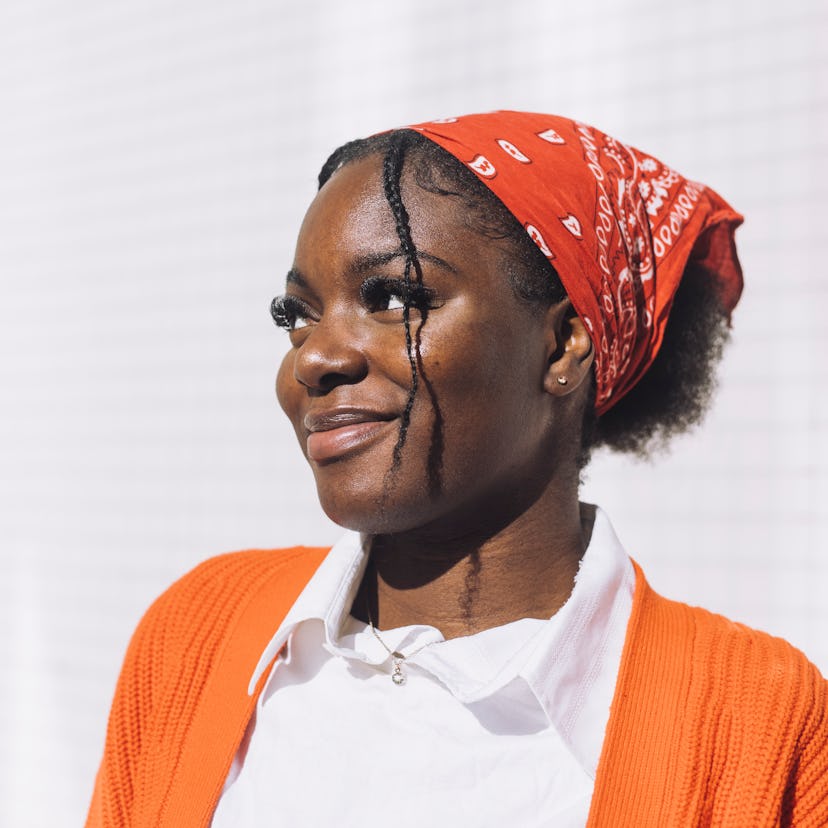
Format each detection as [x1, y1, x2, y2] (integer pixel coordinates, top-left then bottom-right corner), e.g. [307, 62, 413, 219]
[420, 311, 536, 398]
[417, 315, 544, 447]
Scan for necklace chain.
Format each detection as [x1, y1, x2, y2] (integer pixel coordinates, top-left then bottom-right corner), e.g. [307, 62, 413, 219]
[366, 609, 439, 686]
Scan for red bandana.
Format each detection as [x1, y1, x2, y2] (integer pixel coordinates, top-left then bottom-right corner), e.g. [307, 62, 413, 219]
[406, 112, 743, 414]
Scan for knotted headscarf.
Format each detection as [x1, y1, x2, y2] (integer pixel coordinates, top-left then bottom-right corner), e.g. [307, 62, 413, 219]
[406, 111, 743, 414]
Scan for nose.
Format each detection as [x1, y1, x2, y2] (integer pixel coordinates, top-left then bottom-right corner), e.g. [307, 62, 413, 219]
[291, 314, 369, 394]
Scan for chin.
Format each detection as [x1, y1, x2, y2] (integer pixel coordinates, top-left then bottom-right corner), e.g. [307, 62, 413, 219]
[308, 442, 431, 534]
[313, 474, 438, 536]
[317, 492, 411, 535]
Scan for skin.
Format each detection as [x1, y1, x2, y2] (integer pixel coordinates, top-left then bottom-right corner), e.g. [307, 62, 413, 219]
[276, 154, 595, 639]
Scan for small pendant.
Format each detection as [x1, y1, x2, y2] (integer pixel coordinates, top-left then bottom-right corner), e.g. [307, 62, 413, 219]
[391, 657, 406, 686]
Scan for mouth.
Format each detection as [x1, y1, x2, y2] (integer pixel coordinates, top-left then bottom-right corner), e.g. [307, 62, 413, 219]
[304, 408, 398, 464]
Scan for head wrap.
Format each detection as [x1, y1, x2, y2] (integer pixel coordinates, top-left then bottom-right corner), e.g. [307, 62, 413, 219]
[406, 111, 743, 414]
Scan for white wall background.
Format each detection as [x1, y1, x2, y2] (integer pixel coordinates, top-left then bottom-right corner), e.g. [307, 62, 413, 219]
[0, 1, 826, 825]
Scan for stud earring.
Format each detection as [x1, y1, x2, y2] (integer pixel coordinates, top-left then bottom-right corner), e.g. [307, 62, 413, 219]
[557, 376, 568, 386]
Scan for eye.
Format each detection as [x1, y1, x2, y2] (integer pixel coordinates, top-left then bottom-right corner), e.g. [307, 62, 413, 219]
[271, 295, 315, 331]
[385, 293, 405, 311]
[359, 276, 437, 315]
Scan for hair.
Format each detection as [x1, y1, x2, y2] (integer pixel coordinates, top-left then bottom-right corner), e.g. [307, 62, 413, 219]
[318, 129, 731, 467]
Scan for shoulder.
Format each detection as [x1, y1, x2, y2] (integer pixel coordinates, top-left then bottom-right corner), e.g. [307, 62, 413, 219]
[632, 562, 825, 687]
[87, 546, 330, 826]
[117, 545, 330, 717]
[119, 546, 328, 708]
[134, 545, 329, 653]
[596, 566, 828, 823]
[630, 567, 828, 763]
[592, 566, 828, 828]
[643, 579, 825, 698]
[148, 546, 329, 610]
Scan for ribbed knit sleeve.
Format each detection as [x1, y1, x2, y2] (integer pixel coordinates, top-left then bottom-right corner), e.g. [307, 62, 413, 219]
[785, 658, 828, 825]
[86, 546, 327, 828]
[86, 578, 165, 827]
[588, 563, 828, 827]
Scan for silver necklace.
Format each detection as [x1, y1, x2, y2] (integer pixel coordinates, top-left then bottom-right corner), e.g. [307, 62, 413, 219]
[367, 610, 439, 686]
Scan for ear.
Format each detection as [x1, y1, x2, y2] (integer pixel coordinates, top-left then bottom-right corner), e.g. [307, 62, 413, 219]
[541, 299, 595, 398]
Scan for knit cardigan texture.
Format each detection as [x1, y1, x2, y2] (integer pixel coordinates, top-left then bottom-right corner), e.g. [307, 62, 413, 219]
[86, 546, 828, 827]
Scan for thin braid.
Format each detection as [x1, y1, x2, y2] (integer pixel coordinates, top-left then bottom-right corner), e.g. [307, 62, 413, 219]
[381, 134, 423, 468]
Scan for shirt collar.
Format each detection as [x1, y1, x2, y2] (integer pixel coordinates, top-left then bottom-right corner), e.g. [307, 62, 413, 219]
[247, 508, 635, 780]
[394, 509, 634, 777]
[247, 530, 369, 694]
[520, 509, 635, 775]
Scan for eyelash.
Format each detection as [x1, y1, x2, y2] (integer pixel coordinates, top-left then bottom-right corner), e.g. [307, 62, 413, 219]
[271, 295, 313, 331]
[359, 276, 437, 313]
[270, 277, 438, 332]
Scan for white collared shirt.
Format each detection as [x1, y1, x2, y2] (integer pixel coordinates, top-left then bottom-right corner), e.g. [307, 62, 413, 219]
[211, 508, 635, 827]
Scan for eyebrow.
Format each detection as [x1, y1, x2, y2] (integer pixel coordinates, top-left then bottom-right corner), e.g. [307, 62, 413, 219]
[285, 268, 307, 287]
[351, 250, 458, 274]
[285, 249, 457, 288]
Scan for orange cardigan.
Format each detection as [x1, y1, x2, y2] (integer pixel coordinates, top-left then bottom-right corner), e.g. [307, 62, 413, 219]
[86, 547, 828, 827]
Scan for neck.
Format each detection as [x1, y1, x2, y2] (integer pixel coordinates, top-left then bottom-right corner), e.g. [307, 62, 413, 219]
[352, 491, 594, 640]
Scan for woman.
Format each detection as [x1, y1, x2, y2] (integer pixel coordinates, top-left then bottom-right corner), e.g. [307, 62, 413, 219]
[87, 112, 828, 827]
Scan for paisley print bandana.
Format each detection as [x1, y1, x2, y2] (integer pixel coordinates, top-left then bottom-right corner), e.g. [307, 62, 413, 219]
[406, 111, 744, 414]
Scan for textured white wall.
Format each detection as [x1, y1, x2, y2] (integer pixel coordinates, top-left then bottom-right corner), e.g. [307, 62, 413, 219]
[0, 1, 826, 825]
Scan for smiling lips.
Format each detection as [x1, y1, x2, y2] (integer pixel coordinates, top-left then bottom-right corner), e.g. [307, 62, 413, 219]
[304, 408, 397, 463]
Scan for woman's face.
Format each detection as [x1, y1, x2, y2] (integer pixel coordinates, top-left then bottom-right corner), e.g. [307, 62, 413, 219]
[276, 154, 571, 536]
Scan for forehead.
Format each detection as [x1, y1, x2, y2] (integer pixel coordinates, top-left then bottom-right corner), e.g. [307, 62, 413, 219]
[293, 154, 498, 272]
